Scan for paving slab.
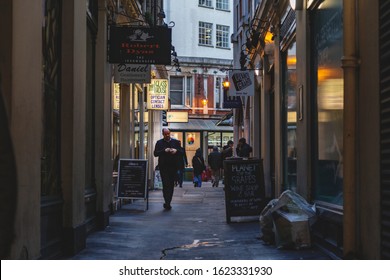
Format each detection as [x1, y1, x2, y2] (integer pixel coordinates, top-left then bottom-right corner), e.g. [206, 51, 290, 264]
[71, 181, 331, 260]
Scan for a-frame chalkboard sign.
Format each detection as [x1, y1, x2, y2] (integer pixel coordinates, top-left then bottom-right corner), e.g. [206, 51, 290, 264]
[117, 159, 148, 210]
[223, 158, 266, 223]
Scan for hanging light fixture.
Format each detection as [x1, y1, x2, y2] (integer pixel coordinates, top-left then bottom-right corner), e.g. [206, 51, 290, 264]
[222, 77, 230, 90]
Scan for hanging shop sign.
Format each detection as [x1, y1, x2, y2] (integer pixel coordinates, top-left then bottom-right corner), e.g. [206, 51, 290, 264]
[223, 90, 242, 108]
[114, 64, 151, 84]
[108, 26, 172, 65]
[147, 79, 169, 110]
[228, 70, 255, 96]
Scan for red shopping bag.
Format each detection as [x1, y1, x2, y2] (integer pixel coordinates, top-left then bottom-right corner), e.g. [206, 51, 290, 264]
[202, 167, 212, 182]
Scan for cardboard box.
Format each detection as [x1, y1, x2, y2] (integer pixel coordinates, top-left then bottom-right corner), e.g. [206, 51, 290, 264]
[272, 210, 311, 249]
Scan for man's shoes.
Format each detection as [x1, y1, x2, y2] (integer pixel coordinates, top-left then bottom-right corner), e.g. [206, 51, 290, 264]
[179, 185, 183, 188]
[163, 203, 172, 210]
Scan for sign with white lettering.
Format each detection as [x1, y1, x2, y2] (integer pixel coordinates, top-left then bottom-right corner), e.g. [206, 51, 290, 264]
[114, 64, 151, 84]
[228, 70, 255, 96]
[223, 158, 266, 223]
[108, 26, 172, 65]
[147, 79, 169, 110]
[117, 159, 148, 199]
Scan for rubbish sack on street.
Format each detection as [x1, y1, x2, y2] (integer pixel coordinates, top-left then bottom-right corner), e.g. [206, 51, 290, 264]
[259, 199, 278, 244]
[259, 190, 317, 249]
[272, 210, 311, 249]
[271, 190, 317, 225]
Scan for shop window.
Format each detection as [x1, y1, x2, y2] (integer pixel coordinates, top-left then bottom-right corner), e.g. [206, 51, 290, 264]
[222, 132, 234, 147]
[311, 0, 344, 206]
[208, 132, 222, 149]
[185, 132, 201, 167]
[283, 41, 297, 191]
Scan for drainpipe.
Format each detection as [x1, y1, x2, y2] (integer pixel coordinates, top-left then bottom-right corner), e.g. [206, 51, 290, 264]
[342, 0, 359, 258]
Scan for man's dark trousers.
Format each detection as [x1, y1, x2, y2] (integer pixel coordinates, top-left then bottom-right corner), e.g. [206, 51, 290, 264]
[160, 167, 177, 206]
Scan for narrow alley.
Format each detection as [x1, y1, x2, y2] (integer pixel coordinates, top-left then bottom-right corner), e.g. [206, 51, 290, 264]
[71, 181, 330, 260]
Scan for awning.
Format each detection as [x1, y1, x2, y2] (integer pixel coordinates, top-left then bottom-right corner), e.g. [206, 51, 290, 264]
[215, 111, 233, 126]
[168, 118, 233, 132]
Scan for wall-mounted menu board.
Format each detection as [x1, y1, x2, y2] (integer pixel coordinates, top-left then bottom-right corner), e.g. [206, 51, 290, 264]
[117, 159, 148, 199]
[223, 158, 265, 223]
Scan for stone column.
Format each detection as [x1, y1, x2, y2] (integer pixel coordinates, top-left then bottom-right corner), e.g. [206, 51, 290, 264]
[61, 0, 87, 255]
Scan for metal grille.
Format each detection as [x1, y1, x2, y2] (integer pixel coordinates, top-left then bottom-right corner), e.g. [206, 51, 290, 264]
[379, 0, 390, 260]
[280, 8, 296, 39]
[41, 0, 62, 196]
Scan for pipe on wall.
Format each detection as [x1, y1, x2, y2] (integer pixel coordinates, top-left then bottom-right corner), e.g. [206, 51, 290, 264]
[342, 0, 359, 258]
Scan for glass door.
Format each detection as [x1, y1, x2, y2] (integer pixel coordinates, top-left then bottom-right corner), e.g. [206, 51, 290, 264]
[283, 41, 297, 191]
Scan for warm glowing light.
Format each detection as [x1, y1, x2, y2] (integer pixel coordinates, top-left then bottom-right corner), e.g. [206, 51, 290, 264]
[317, 67, 343, 81]
[114, 83, 120, 110]
[287, 56, 297, 66]
[265, 31, 274, 43]
[318, 79, 344, 110]
[287, 111, 297, 123]
[202, 99, 208, 106]
[222, 80, 230, 89]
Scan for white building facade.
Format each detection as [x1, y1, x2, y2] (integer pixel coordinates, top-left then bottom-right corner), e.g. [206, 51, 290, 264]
[163, 0, 235, 164]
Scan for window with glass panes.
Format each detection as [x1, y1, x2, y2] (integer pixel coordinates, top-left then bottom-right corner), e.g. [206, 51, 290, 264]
[170, 76, 184, 105]
[199, 0, 212, 7]
[216, 25, 229, 48]
[216, 0, 229, 10]
[311, 1, 344, 206]
[215, 77, 221, 108]
[199, 21, 213, 46]
[186, 76, 193, 106]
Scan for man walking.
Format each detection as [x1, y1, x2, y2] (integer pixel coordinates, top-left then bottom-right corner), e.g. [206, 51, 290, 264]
[175, 140, 187, 188]
[222, 140, 234, 160]
[154, 128, 182, 210]
[236, 137, 253, 158]
[208, 146, 223, 187]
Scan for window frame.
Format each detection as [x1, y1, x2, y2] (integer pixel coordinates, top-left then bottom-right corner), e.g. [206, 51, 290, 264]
[169, 76, 185, 106]
[216, 0, 229, 11]
[199, 21, 213, 46]
[216, 24, 230, 49]
[199, 0, 213, 8]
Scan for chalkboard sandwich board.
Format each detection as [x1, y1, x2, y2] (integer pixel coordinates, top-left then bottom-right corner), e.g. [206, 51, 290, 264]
[223, 158, 266, 223]
[117, 159, 148, 199]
